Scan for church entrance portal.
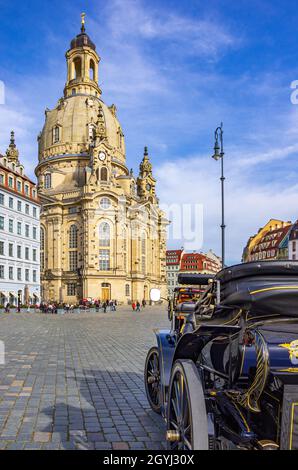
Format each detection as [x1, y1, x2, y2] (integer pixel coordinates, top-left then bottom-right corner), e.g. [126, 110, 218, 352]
[102, 283, 111, 302]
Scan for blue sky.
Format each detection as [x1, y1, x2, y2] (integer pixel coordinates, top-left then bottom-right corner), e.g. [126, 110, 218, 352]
[1, 0, 298, 264]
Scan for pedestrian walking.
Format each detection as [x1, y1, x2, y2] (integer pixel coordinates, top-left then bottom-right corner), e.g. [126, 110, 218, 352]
[136, 301, 141, 312]
[132, 302, 136, 311]
[142, 299, 146, 308]
[5, 303, 10, 313]
[103, 301, 107, 313]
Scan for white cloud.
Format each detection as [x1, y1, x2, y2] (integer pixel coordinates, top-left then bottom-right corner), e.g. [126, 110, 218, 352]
[156, 152, 298, 264]
[103, 0, 237, 58]
[0, 86, 37, 174]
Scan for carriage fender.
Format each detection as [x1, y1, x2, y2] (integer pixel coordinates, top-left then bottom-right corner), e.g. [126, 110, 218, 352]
[154, 329, 176, 389]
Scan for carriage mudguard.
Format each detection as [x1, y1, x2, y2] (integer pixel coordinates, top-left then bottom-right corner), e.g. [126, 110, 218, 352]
[154, 329, 176, 390]
[172, 324, 241, 365]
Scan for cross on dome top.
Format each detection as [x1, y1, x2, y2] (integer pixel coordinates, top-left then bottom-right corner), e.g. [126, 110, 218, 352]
[81, 12, 86, 33]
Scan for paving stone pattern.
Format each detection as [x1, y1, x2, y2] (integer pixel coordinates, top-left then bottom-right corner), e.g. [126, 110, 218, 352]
[0, 307, 169, 450]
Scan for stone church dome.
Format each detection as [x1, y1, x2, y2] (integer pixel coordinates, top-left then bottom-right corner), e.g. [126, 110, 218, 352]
[38, 96, 125, 164]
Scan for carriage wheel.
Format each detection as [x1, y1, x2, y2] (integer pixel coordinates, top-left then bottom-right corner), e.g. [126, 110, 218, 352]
[144, 347, 162, 414]
[166, 360, 209, 450]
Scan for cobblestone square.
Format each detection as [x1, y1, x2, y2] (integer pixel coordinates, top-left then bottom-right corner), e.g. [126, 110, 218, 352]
[0, 306, 168, 450]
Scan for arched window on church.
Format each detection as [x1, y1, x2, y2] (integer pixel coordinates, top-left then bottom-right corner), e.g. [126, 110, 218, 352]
[99, 222, 110, 247]
[69, 225, 78, 249]
[118, 128, 123, 150]
[44, 174, 52, 189]
[53, 126, 60, 144]
[101, 167, 108, 182]
[99, 222, 111, 271]
[125, 284, 130, 297]
[141, 232, 146, 275]
[40, 228, 45, 271]
[73, 57, 82, 80]
[123, 229, 127, 271]
[88, 123, 96, 142]
[90, 59, 95, 80]
[69, 225, 78, 272]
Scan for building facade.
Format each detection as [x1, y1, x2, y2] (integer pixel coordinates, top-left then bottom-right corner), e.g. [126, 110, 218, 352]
[166, 249, 184, 295]
[166, 249, 221, 295]
[206, 249, 222, 271]
[180, 252, 221, 275]
[35, 17, 168, 304]
[0, 133, 41, 306]
[288, 221, 298, 260]
[242, 219, 292, 263]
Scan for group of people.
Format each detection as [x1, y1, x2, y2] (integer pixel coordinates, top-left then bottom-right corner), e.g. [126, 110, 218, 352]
[3, 298, 148, 314]
[39, 300, 118, 314]
[95, 300, 117, 313]
[40, 303, 61, 314]
[5, 303, 35, 313]
[132, 300, 147, 311]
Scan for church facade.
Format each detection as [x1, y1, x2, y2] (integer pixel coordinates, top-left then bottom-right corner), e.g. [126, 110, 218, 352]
[35, 17, 168, 304]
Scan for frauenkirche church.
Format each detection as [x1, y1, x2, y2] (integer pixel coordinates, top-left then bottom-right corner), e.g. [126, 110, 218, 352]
[35, 15, 168, 304]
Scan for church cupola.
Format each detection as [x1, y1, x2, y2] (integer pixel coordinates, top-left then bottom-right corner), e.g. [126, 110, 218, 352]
[137, 147, 156, 199]
[64, 13, 101, 98]
[139, 147, 153, 177]
[6, 131, 19, 163]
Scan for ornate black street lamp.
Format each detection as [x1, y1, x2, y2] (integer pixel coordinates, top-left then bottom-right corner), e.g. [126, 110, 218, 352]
[212, 123, 226, 269]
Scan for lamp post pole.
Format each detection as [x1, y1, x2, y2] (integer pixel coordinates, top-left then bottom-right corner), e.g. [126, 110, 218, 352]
[212, 123, 226, 269]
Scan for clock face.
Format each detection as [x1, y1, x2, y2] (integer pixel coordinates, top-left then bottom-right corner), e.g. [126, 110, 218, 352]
[99, 152, 106, 162]
[146, 183, 152, 191]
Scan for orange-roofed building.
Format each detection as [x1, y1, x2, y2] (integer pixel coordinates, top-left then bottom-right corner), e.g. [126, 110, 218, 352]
[242, 219, 292, 262]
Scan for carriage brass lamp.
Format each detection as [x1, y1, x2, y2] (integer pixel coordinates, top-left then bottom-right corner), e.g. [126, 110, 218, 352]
[212, 123, 226, 269]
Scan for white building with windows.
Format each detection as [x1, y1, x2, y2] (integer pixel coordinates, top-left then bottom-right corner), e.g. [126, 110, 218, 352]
[0, 132, 41, 307]
[288, 221, 298, 260]
[166, 249, 184, 296]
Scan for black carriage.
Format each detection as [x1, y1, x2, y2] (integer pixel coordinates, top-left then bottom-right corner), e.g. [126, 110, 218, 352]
[145, 261, 298, 450]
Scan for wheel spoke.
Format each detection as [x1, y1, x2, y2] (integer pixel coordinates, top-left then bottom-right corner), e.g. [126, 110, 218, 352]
[183, 437, 192, 450]
[171, 397, 179, 422]
[173, 379, 181, 419]
[184, 424, 191, 434]
[170, 420, 179, 430]
[149, 358, 154, 372]
[153, 354, 158, 372]
[179, 373, 184, 418]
